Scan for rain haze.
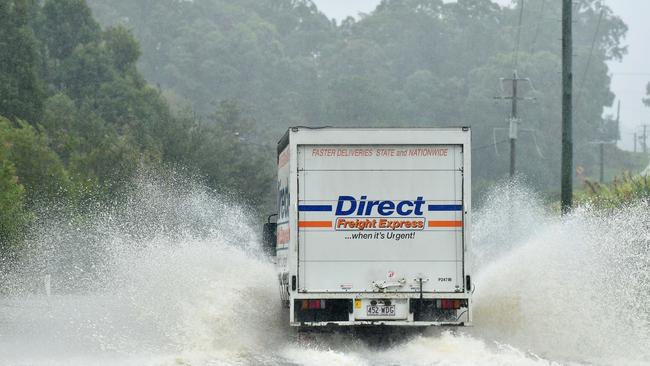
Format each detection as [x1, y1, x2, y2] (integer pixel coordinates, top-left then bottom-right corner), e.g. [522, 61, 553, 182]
[315, 0, 650, 150]
[1, 0, 649, 365]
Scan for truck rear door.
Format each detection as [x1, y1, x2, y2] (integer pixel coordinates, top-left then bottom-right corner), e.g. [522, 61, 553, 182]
[297, 144, 464, 293]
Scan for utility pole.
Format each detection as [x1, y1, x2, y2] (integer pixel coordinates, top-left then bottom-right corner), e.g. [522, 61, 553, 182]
[494, 71, 533, 177]
[561, 0, 573, 214]
[636, 124, 650, 154]
[592, 101, 621, 183]
[510, 73, 518, 178]
[616, 101, 621, 139]
[599, 142, 604, 182]
[591, 140, 616, 183]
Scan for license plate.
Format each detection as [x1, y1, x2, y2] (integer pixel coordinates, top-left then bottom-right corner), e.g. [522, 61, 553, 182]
[366, 305, 395, 316]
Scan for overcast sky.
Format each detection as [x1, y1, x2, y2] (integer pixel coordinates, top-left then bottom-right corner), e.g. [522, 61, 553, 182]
[312, 0, 650, 150]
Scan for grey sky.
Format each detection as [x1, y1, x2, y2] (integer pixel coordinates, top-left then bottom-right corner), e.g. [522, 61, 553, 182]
[314, 0, 380, 21]
[312, 0, 649, 150]
[605, 1, 650, 150]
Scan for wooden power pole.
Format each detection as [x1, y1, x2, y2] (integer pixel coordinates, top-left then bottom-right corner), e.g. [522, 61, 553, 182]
[494, 71, 534, 178]
[561, 0, 573, 214]
[599, 142, 605, 182]
[636, 124, 650, 154]
[510, 73, 518, 178]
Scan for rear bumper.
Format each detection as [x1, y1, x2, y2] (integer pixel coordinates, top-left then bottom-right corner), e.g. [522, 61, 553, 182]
[291, 320, 469, 327]
[290, 293, 472, 327]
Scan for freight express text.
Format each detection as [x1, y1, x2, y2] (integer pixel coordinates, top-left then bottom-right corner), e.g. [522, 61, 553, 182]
[336, 218, 424, 231]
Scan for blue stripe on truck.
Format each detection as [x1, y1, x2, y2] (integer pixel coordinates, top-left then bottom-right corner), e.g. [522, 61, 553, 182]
[298, 205, 333, 212]
[427, 204, 463, 211]
[299, 204, 461, 212]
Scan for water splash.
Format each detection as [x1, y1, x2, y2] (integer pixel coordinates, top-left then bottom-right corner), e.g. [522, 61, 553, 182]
[0, 176, 648, 365]
[280, 331, 561, 366]
[470, 182, 650, 365]
[0, 171, 282, 365]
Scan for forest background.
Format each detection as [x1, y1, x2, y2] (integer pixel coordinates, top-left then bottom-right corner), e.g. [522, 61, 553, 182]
[1, 0, 647, 256]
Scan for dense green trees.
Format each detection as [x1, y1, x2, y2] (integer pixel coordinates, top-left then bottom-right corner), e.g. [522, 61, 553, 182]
[0, 0, 44, 123]
[0, 0, 273, 255]
[0, 119, 30, 254]
[0, 0, 645, 255]
[86, 0, 636, 195]
[37, 0, 101, 60]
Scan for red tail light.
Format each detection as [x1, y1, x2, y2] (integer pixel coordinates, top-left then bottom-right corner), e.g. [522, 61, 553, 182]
[437, 299, 462, 310]
[301, 299, 326, 310]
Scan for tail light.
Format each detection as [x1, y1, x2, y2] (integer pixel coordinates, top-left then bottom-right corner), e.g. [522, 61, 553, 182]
[437, 299, 462, 310]
[301, 299, 326, 310]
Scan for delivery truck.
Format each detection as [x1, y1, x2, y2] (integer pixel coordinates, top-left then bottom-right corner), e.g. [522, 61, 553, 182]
[263, 127, 473, 327]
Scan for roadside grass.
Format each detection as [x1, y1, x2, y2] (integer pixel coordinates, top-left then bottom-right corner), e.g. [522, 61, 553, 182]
[577, 172, 650, 208]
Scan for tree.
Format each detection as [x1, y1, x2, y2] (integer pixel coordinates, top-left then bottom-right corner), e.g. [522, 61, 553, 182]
[104, 26, 141, 73]
[38, 0, 101, 60]
[156, 101, 274, 206]
[0, 133, 29, 253]
[0, 118, 73, 204]
[55, 42, 115, 100]
[0, 0, 44, 123]
[83, 0, 630, 193]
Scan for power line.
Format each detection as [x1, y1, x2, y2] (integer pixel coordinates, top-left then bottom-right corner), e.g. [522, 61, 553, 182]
[610, 72, 650, 76]
[510, 18, 556, 31]
[575, 8, 604, 107]
[529, 0, 546, 53]
[472, 139, 509, 152]
[512, 0, 526, 71]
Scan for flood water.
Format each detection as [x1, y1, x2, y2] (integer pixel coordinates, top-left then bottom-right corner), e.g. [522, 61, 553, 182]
[1, 176, 648, 366]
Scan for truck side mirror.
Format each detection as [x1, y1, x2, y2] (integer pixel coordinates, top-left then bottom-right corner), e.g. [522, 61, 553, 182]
[262, 215, 277, 256]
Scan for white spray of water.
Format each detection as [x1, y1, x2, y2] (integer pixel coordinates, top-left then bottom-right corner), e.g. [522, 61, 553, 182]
[0, 176, 648, 365]
[469, 181, 649, 365]
[0, 172, 283, 365]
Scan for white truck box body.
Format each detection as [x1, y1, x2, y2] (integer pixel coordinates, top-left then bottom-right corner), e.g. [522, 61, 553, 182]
[275, 127, 472, 326]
